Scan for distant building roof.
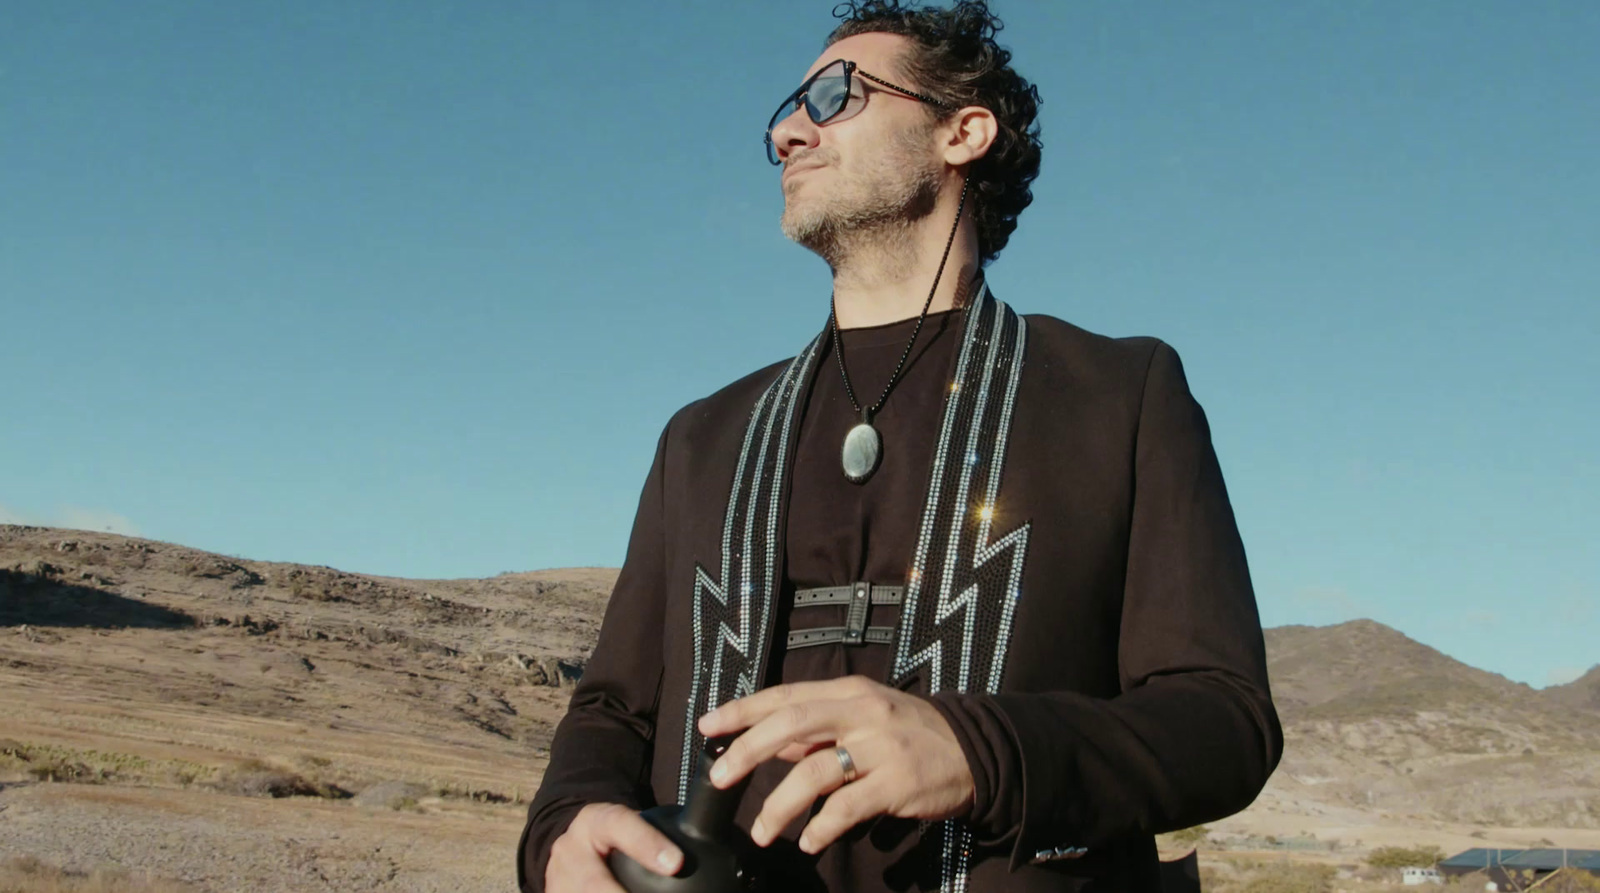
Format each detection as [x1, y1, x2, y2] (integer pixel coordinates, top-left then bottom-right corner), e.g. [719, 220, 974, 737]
[1442, 849, 1600, 872]
[1441, 849, 1524, 869]
[1503, 850, 1600, 870]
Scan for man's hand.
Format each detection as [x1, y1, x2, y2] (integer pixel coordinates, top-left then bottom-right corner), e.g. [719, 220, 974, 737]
[545, 802, 681, 893]
[695, 675, 975, 855]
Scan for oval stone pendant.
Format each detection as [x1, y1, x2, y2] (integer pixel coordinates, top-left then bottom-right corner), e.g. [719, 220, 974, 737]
[841, 421, 882, 484]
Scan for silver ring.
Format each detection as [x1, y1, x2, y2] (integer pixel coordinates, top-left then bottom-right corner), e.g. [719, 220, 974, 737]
[834, 745, 858, 784]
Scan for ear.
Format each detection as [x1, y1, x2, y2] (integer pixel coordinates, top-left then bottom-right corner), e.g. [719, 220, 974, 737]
[941, 106, 998, 167]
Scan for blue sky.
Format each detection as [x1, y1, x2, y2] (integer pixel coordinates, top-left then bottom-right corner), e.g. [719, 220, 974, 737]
[2, 2, 1594, 689]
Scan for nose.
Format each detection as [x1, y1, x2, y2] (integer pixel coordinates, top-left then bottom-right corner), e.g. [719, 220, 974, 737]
[770, 106, 819, 163]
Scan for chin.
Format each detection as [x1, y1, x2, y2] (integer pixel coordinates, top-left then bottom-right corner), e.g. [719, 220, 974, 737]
[780, 203, 829, 245]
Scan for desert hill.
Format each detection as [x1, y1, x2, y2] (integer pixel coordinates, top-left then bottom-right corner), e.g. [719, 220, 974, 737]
[1256, 620, 1600, 832]
[1, 524, 1596, 890]
[1, 524, 616, 891]
[1543, 667, 1600, 712]
[1264, 619, 1542, 718]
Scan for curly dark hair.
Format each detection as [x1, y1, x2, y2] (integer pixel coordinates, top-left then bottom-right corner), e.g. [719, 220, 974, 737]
[827, 0, 1042, 266]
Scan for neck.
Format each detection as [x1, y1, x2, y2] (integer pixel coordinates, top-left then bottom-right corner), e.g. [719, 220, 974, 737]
[830, 191, 983, 329]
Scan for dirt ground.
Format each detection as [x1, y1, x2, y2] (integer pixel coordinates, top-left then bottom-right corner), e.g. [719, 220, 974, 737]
[0, 780, 526, 892]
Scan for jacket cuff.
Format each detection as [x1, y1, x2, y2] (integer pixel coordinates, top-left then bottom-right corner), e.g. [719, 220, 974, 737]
[986, 691, 1103, 873]
[926, 692, 1027, 850]
[518, 798, 605, 893]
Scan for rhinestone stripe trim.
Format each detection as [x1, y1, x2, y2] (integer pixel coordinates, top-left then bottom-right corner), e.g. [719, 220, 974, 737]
[889, 288, 1030, 893]
[678, 334, 823, 802]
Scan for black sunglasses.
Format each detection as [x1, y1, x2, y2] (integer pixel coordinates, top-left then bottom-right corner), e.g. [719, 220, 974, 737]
[764, 59, 954, 165]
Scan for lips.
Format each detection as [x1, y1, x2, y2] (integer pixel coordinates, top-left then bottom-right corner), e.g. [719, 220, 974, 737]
[783, 162, 824, 182]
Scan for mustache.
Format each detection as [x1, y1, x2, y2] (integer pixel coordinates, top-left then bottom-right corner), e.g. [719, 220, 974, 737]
[784, 149, 839, 172]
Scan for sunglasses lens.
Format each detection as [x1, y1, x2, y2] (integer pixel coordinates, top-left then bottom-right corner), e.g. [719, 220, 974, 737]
[804, 74, 851, 124]
[765, 61, 853, 164]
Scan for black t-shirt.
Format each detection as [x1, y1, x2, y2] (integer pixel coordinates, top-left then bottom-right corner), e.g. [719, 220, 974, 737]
[774, 307, 963, 688]
[742, 308, 963, 887]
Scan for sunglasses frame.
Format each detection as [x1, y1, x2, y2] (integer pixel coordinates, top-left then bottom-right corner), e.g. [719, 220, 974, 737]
[764, 59, 955, 165]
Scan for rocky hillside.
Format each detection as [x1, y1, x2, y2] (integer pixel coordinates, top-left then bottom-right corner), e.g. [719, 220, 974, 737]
[1, 524, 615, 801]
[1543, 667, 1600, 712]
[2, 524, 1596, 845]
[1262, 621, 1600, 828]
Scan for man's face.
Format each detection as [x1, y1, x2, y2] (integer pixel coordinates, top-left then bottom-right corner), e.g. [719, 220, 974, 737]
[772, 33, 945, 260]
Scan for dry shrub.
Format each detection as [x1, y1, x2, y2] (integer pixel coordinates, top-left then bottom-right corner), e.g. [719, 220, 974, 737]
[1367, 845, 1444, 869]
[208, 760, 348, 799]
[431, 779, 514, 804]
[25, 758, 103, 784]
[1240, 863, 1335, 893]
[1, 744, 113, 784]
[1539, 869, 1600, 893]
[0, 742, 209, 789]
[1202, 860, 1335, 893]
[0, 855, 196, 893]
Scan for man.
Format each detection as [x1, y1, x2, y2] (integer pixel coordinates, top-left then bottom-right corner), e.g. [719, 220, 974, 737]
[519, 2, 1282, 891]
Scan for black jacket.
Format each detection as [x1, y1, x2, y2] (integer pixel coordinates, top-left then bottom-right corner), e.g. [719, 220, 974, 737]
[519, 294, 1282, 892]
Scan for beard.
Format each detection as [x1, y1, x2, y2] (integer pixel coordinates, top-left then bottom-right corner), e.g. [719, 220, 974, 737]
[779, 124, 942, 270]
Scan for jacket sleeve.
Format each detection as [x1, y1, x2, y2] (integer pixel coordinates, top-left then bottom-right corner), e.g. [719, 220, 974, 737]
[927, 340, 1283, 871]
[517, 424, 673, 892]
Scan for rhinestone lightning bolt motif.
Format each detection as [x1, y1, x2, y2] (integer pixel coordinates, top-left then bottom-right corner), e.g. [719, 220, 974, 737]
[678, 335, 822, 804]
[891, 289, 1031, 893]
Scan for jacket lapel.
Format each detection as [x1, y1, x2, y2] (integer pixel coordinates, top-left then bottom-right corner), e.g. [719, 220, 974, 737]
[676, 329, 825, 802]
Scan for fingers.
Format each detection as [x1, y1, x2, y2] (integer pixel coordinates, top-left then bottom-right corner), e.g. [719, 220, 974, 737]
[799, 775, 886, 854]
[774, 740, 831, 763]
[709, 697, 860, 789]
[698, 676, 873, 738]
[546, 802, 682, 893]
[589, 804, 683, 876]
[749, 743, 858, 847]
[545, 836, 630, 893]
